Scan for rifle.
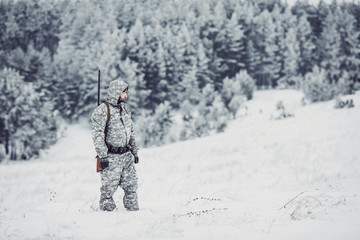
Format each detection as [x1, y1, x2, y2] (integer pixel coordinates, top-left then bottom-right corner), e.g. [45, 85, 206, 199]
[97, 70, 100, 106]
[96, 70, 110, 172]
[96, 70, 102, 172]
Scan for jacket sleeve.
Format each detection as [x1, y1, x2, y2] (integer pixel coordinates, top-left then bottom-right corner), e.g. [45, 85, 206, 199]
[128, 108, 139, 155]
[91, 104, 108, 158]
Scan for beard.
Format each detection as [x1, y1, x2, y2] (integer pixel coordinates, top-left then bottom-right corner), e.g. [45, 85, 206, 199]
[118, 97, 125, 104]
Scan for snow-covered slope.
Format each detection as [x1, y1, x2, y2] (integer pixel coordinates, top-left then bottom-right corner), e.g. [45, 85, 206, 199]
[1, 90, 360, 240]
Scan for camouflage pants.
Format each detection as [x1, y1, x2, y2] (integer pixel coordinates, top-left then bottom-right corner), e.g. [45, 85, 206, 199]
[99, 151, 139, 211]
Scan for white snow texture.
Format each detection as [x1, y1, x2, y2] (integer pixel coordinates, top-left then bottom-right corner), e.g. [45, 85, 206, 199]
[1, 90, 360, 240]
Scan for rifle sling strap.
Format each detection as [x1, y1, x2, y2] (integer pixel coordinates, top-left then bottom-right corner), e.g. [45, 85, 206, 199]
[103, 102, 110, 142]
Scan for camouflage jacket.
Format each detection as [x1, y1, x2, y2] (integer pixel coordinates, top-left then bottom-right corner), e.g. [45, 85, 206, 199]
[91, 80, 138, 158]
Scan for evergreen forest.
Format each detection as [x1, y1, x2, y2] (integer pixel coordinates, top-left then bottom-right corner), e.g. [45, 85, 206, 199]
[1, 0, 360, 160]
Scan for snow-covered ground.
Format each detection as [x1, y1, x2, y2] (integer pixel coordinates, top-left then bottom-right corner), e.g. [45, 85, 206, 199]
[1, 90, 360, 240]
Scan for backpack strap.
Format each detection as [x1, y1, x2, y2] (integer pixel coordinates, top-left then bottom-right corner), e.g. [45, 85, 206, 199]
[103, 102, 110, 142]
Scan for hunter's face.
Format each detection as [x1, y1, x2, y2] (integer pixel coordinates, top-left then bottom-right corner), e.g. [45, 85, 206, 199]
[119, 91, 127, 102]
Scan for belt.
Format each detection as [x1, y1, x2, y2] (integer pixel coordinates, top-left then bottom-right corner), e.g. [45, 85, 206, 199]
[107, 145, 130, 154]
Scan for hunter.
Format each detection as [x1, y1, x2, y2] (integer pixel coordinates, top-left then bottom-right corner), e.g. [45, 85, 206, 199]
[91, 79, 139, 211]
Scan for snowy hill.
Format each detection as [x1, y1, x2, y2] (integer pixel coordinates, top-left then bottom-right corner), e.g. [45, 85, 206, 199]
[1, 90, 360, 240]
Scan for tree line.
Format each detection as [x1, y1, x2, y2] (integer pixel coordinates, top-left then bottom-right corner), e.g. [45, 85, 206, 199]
[1, 0, 360, 160]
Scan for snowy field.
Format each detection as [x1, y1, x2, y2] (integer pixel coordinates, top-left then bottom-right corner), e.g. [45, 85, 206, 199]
[1, 89, 360, 240]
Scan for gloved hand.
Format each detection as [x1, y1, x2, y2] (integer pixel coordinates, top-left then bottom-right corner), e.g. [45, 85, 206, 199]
[100, 157, 109, 169]
[134, 154, 139, 164]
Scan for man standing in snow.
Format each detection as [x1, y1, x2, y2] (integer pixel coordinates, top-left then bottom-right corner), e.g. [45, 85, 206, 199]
[91, 79, 139, 211]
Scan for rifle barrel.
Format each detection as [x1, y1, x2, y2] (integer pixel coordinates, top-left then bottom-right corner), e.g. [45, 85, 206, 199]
[97, 70, 100, 106]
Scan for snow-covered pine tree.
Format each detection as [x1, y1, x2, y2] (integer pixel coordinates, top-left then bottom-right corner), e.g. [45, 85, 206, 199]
[221, 77, 242, 118]
[302, 66, 337, 102]
[237, 70, 256, 100]
[216, 12, 246, 79]
[221, 70, 254, 118]
[233, 1, 258, 79]
[318, 9, 342, 84]
[0, 68, 57, 161]
[6, 43, 55, 103]
[273, 5, 299, 87]
[196, 42, 212, 89]
[117, 58, 151, 116]
[151, 101, 173, 145]
[295, 13, 316, 77]
[199, 84, 230, 133]
[204, 94, 230, 133]
[180, 99, 208, 140]
[171, 24, 198, 107]
[159, 26, 177, 102]
[313, 0, 330, 39]
[135, 101, 173, 147]
[154, 41, 168, 104]
[180, 82, 231, 140]
[278, 28, 301, 88]
[254, 9, 281, 88]
[333, 7, 360, 94]
[202, 1, 228, 91]
[180, 63, 202, 105]
[247, 38, 263, 88]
